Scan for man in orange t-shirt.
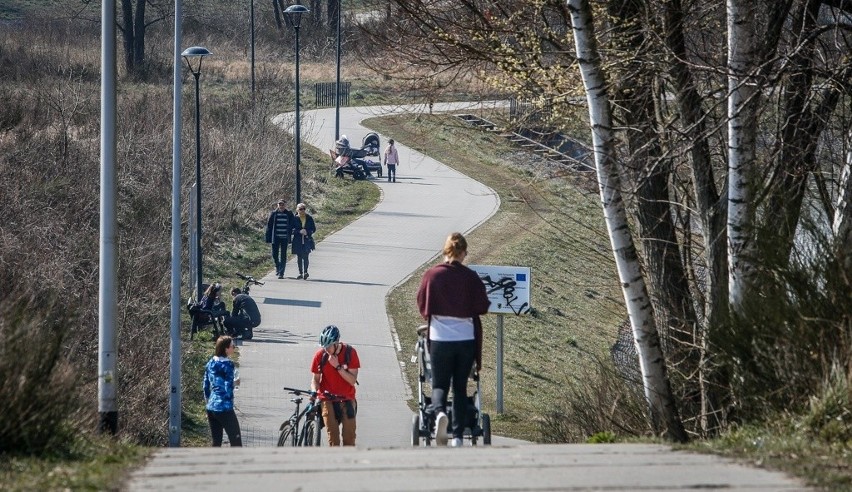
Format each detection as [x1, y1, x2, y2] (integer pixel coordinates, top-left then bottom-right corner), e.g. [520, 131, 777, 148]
[310, 325, 360, 446]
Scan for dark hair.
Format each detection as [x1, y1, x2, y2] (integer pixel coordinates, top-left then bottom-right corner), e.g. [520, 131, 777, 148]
[215, 336, 234, 357]
[389, 139, 394, 145]
[204, 282, 221, 298]
[442, 232, 468, 261]
[231, 287, 241, 296]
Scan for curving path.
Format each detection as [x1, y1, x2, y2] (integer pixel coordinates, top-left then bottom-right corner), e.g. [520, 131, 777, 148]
[236, 102, 505, 447]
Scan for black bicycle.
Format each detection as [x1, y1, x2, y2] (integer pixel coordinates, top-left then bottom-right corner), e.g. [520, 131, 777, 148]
[277, 387, 322, 447]
[277, 387, 350, 447]
[235, 272, 264, 295]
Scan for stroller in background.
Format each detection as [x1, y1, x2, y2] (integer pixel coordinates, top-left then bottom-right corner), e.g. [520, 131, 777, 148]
[411, 324, 492, 446]
[330, 133, 383, 180]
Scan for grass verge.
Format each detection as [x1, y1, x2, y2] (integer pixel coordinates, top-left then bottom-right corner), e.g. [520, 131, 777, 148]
[0, 437, 146, 492]
[364, 112, 626, 442]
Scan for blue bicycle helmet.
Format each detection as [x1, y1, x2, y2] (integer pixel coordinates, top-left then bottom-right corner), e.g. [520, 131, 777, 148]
[319, 325, 340, 348]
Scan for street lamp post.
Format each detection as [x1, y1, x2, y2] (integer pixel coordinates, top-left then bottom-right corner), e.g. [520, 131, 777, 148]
[250, 0, 256, 104]
[284, 4, 309, 204]
[335, 0, 341, 140]
[181, 46, 212, 303]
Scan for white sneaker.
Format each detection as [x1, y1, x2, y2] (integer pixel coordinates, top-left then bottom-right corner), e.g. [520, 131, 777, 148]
[434, 412, 449, 446]
[450, 437, 463, 447]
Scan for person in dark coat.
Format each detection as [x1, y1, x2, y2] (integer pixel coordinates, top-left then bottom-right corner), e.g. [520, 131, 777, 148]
[416, 232, 490, 447]
[224, 287, 261, 340]
[291, 202, 317, 279]
[265, 199, 295, 279]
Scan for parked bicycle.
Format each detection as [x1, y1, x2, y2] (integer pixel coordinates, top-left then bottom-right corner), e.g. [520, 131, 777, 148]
[277, 387, 322, 447]
[235, 272, 264, 295]
[277, 387, 348, 447]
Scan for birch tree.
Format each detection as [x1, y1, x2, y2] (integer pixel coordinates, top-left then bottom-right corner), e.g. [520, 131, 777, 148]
[835, 129, 852, 273]
[725, 0, 760, 313]
[567, 0, 687, 442]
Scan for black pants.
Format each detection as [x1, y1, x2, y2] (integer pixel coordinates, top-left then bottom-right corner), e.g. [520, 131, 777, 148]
[272, 240, 288, 275]
[207, 409, 242, 446]
[296, 251, 310, 275]
[429, 339, 475, 439]
[387, 164, 396, 182]
[224, 316, 259, 339]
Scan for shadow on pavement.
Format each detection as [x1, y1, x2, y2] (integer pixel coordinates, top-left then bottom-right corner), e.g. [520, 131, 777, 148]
[263, 298, 322, 307]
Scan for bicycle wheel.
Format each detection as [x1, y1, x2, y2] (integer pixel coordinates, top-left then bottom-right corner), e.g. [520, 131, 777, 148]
[277, 422, 294, 447]
[313, 412, 324, 446]
[300, 419, 317, 446]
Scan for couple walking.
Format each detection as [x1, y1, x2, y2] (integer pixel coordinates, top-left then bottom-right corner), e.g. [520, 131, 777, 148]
[265, 199, 316, 279]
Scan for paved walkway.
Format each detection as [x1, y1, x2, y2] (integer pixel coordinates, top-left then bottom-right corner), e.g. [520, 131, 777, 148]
[125, 103, 809, 491]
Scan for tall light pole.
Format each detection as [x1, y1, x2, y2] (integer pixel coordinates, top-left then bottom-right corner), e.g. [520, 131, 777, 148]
[250, 0, 256, 104]
[99, 0, 118, 436]
[284, 4, 309, 204]
[169, 0, 184, 448]
[181, 46, 212, 303]
[334, 0, 341, 140]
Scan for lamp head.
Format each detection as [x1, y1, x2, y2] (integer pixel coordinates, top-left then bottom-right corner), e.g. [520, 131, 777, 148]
[284, 4, 309, 29]
[181, 46, 212, 75]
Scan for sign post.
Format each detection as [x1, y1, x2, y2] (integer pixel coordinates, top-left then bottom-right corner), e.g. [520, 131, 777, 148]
[468, 265, 531, 414]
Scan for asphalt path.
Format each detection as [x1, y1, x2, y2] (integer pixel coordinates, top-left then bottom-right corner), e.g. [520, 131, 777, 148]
[125, 103, 809, 491]
[231, 102, 505, 448]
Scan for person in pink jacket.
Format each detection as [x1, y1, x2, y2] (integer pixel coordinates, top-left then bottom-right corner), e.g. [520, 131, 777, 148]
[383, 139, 400, 183]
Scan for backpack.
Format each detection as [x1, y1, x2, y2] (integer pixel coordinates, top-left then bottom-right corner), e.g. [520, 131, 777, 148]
[318, 344, 359, 385]
[319, 344, 353, 372]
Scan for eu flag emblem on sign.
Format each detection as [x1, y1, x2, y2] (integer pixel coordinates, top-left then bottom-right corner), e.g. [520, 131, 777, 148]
[516, 273, 527, 281]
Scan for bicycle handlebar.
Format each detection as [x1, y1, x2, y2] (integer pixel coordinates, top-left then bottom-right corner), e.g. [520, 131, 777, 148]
[282, 387, 312, 396]
[282, 386, 347, 401]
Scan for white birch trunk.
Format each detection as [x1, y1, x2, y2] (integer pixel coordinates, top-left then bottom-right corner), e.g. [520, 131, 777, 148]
[833, 129, 852, 272]
[726, 0, 759, 313]
[567, 0, 686, 442]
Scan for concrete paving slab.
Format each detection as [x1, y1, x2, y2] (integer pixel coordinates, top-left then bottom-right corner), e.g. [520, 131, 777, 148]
[127, 444, 808, 491]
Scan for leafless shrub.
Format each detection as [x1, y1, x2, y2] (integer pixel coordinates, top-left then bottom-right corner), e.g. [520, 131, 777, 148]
[712, 215, 852, 421]
[538, 359, 649, 443]
[0, 288, 81, 455]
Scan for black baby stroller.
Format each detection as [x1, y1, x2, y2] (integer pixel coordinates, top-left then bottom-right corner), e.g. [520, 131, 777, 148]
[186, 282, 228, 341]
[330, 133, 382, 180]
[411, 324, 492, 446]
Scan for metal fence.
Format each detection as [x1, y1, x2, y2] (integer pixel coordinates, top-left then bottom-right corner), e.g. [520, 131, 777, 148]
[314, 81, 351, 107]
[508, 97, 553, 124]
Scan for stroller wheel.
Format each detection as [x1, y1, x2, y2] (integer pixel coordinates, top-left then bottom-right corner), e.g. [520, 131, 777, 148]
[482, 413, 492, 445]
[411, 413, 420, 447]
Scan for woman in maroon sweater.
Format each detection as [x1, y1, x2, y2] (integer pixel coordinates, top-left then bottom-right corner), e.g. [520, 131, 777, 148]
[416, 232, 490, 447]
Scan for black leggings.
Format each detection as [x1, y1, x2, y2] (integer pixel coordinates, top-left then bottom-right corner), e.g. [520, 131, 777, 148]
[429, 339, 475, 439]
[296, 251, 310, 275]
[207, 409, 242, 446]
